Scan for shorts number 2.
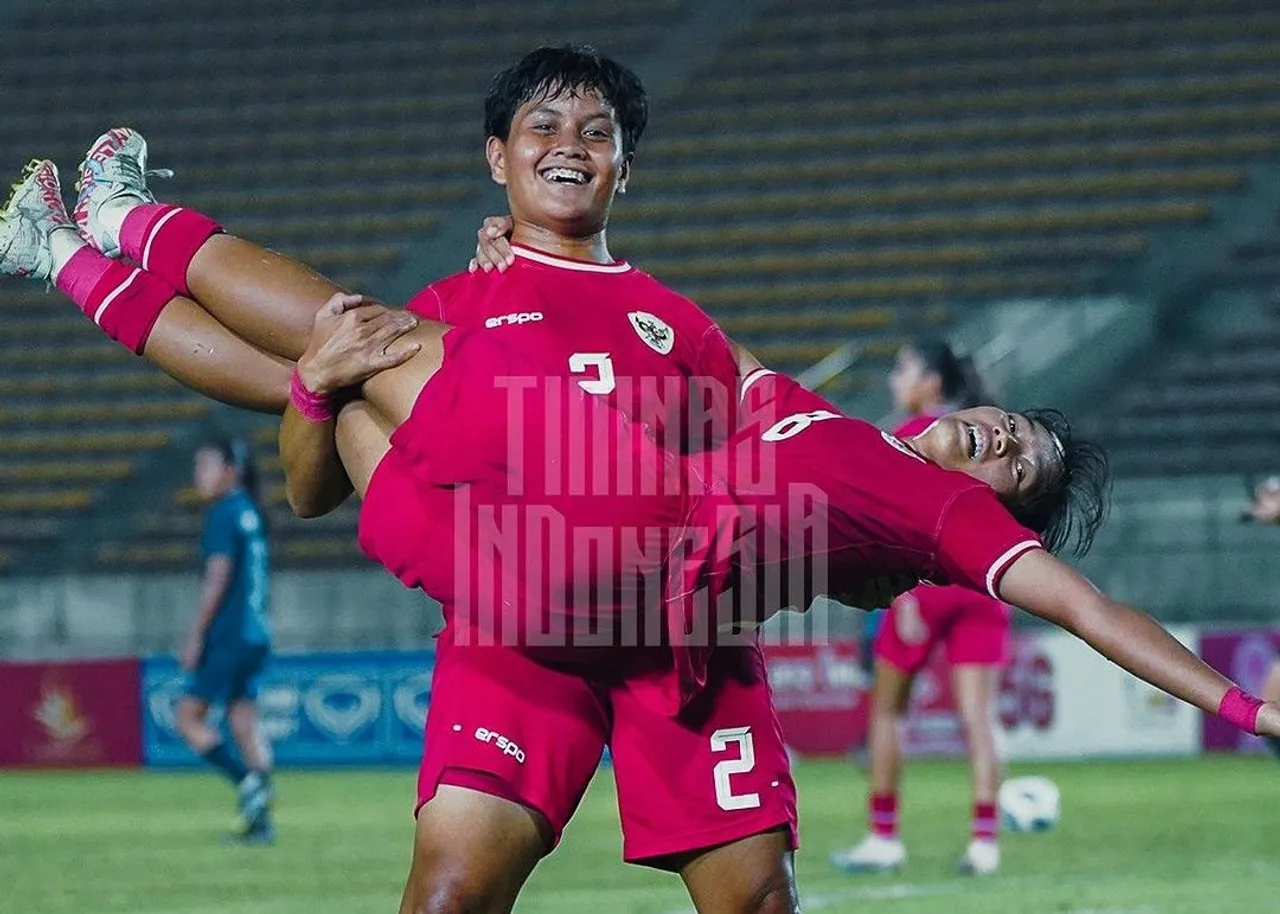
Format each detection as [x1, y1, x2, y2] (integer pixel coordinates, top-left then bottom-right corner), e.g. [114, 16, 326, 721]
[710, 726, 761, 811]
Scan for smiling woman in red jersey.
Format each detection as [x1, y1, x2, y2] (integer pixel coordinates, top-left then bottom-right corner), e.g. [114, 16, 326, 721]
[482, 80, 631, 257]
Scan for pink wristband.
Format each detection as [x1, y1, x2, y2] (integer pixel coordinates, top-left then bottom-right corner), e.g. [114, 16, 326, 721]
[1218, 686, 1264, 734]
[289, 370, 336, 423]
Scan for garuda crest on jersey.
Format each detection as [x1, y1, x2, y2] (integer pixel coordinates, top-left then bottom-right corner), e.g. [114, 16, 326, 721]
[628, 311, 675, 355]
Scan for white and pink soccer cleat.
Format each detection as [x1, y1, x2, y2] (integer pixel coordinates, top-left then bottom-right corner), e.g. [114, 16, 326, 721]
[0, 159, 75, 281]
[73, 127, 172, 258]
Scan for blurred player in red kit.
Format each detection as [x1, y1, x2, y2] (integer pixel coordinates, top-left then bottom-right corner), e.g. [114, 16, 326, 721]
[831, 338, 1010, 876]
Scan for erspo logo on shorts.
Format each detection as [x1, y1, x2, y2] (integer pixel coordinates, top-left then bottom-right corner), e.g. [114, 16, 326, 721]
[474, 727, 527, 764]
[484, 311, 544, 329]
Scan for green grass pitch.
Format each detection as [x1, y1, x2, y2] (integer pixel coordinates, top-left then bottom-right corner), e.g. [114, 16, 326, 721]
[2, 756, 1275, 913]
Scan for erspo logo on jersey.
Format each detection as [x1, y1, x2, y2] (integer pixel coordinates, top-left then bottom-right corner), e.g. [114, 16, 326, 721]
[485, 311, 544, 329]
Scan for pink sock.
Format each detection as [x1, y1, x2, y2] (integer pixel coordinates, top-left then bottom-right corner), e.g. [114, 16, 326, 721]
[117, 203, 221, 296]
[869, 793, 899, 839]
[57, 247, 177, 354]
[972, 801, 999, 841]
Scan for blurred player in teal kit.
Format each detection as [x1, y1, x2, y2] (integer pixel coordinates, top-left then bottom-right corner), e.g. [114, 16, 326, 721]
[176, 436, 275, 844]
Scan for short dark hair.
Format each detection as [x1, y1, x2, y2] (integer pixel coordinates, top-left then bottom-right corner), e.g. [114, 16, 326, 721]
[483, 44, 649, 158]
[1012, 408, 1110, 558]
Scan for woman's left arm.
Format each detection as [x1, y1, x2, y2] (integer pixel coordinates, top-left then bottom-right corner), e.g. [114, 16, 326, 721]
[1000, 549, 1280, 736]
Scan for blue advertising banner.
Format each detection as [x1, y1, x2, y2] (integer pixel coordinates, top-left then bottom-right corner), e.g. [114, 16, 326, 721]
[141, 650, 434, 768]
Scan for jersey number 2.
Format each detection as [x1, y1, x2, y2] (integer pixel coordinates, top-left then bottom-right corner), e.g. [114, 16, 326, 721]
[569, 352, 616, 395]
[710, 726, 761, 811]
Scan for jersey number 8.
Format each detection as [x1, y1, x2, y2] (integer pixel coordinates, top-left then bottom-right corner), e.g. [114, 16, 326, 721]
[761, 409, 841, 442]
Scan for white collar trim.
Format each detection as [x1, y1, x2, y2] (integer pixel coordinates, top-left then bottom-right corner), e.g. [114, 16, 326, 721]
[739, 368, 776, 404]
[512, 245, 631, 274]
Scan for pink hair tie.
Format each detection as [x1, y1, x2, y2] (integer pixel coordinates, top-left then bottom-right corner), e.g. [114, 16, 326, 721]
[290, 369, 336, 424]
[1218, 685, 1264, 734]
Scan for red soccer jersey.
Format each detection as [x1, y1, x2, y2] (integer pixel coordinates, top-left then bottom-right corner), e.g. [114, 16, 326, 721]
[405, 245, 739, 454]
[365, 245, 738, 656]
[658, 370, 1044, 709]
[373, 326, 697, 658]
[889, 410, 1013, 629]
[706, 369, 1043, 620]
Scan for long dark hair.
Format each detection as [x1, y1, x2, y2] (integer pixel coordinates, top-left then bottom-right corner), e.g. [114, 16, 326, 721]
[204, 435, 268, 533]
[913, 336, 988, 409]
[1011, 408, 1110, 558]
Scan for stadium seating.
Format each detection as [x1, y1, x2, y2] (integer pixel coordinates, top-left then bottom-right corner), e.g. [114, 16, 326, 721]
[613, 0, 1280, 394]
[3, 0, 1279, 567]
[94, 422, 367, 570]
[1079, 321, 1280, 476]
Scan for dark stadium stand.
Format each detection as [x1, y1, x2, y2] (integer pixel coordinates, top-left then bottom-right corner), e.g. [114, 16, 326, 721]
[616, 0, 1280, 393]
[2, 0, 1279, 569]
[1079, 317, 1280, 476]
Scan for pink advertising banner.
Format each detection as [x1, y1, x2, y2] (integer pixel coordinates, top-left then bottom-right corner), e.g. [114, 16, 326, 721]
[1199, 629, 1279, 753]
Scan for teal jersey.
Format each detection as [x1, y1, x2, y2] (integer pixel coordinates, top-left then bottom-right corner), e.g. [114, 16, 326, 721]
[202, 489, 271, 649]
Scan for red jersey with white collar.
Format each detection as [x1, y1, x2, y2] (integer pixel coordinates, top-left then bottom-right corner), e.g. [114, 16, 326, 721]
[405, 245, 738, 454]
[686, 370, 1042, 628]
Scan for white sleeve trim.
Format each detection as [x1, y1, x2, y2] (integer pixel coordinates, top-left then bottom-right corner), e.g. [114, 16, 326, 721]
[739, 368, 776, 404]
[985, 540, 1042, 599]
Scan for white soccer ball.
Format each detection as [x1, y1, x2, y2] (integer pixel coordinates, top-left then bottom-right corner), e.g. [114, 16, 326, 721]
[998, 776, 1060, 833]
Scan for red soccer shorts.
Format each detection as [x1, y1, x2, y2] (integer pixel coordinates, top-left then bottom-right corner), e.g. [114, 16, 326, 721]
[609, 641, 798, 864]
[875, 584, 1011, 673]
[416, 629, 797, 866]
[415, 623, 610, 845]
[357, 446, 459, 595]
